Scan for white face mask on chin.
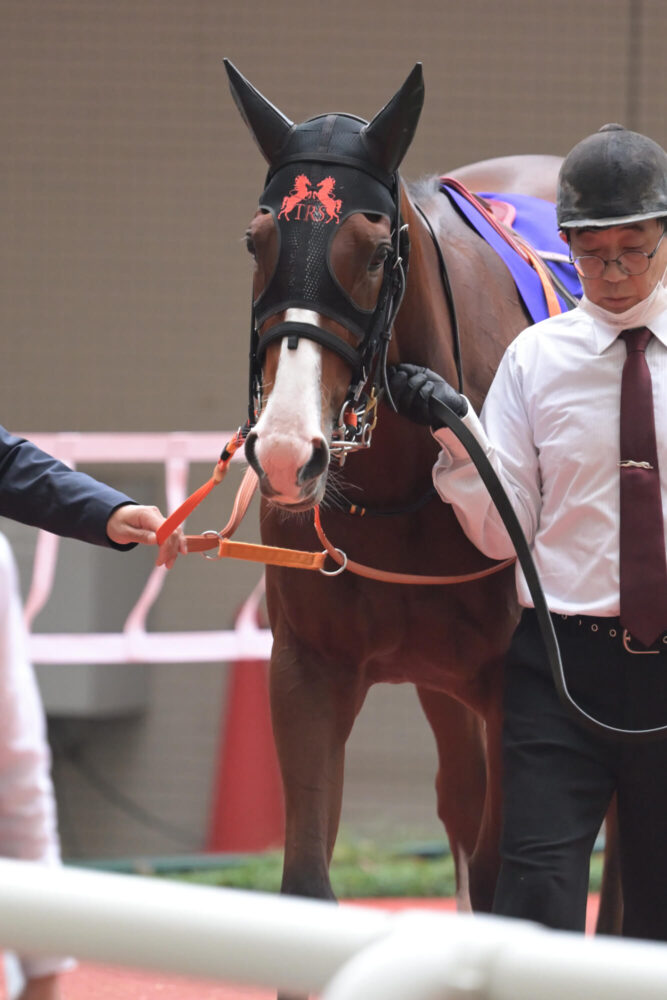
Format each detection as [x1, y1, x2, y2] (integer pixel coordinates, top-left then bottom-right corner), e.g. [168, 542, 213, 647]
[580, 268, 667, 331]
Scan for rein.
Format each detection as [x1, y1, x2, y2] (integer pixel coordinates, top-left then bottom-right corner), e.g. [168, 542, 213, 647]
[413, 201, 463, 393]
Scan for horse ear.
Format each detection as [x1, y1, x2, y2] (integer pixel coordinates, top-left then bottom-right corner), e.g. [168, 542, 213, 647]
[223, 58, 294, 166]
[361, 63, 425, 174]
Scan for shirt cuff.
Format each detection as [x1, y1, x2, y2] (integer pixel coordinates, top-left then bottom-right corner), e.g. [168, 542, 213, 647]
[431, 404, 491, 466]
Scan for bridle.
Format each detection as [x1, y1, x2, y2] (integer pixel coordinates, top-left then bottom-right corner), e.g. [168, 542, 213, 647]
[247, 149, 410, 466]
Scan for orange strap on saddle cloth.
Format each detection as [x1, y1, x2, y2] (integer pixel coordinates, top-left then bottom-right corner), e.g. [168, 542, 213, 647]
[441, 177, 564, 320]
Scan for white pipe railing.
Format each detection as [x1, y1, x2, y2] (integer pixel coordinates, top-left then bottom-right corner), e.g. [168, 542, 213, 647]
[322, 910, 667, 1000]
[0, 860, 389, 993]
[14, 432, 272, 663]
[1, 859, 667, 1000]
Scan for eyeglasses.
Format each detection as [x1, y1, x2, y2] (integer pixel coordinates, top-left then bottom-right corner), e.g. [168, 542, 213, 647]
[569, 232, 665, 279]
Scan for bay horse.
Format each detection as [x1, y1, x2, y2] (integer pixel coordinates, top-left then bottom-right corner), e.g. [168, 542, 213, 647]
[223, 60, 620, 932]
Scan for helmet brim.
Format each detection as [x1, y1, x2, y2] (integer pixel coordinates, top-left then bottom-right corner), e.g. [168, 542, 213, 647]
[559, 209, 667, 230]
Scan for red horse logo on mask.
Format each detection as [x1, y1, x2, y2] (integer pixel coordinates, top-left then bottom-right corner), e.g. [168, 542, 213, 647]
[314, 177, 342, 223]
[278, 174, 313, 220]
[277, 173, 342, 223]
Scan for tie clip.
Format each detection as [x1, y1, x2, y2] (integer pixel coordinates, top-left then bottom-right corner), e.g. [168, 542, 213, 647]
[618, 460, 654, 469]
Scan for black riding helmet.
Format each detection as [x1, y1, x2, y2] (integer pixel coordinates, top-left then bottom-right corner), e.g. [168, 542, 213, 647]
[557, 123, 667, 229]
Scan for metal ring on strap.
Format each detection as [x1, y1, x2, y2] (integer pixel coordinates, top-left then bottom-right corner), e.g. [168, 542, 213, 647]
[319, 548, 348, 576]
[201, 530, 223, 560]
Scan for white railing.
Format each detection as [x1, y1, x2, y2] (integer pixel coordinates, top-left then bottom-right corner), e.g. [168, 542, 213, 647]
[1, 859, 666, 1000]
[15, 432, 272, 663]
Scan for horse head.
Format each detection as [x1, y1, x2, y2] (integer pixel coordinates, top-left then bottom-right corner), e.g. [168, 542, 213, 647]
[224, 59, 424, 509]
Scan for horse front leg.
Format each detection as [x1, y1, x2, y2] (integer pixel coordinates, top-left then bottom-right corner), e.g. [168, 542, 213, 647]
[415, 686, 490, 911]
[468, 681, 505, 913]
[270, 641, 364, 902]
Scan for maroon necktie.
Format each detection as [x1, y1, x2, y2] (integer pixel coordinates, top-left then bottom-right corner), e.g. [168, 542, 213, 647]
[619, 326, 667, 646]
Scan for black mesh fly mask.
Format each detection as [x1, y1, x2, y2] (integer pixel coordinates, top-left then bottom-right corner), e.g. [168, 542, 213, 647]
[224, 59, 423, 461]
[248, 148, 408, 460]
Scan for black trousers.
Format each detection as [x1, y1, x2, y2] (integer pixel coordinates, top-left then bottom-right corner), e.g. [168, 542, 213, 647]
[492, 608, 667, 940]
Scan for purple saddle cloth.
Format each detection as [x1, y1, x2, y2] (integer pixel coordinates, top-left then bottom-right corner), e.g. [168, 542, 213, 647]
[440, 182, 582, 324]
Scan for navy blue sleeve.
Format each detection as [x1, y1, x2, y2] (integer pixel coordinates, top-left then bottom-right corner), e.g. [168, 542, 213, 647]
[0, 426, 137, 549]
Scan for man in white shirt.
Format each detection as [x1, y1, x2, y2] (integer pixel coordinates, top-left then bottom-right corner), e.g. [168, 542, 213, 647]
[388, 124, 667, 939]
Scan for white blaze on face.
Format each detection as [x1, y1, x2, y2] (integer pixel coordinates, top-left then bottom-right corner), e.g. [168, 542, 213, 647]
[254, 309, 325, 500]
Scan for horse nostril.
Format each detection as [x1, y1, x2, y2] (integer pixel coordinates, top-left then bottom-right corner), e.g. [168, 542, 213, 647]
[245, 432, 261, 475]
[298, 437, 330, 485]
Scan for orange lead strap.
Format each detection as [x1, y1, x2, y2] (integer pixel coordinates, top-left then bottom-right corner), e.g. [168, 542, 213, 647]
[155, 426, 247, 547]
[157, 430, 514, 581]
[312, 507, 515, 584]
[157, 431, 330, 571]
[186, 535, 326, 570]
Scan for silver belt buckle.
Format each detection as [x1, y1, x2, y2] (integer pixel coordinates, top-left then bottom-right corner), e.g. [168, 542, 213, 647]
[622, 628, 660, 655]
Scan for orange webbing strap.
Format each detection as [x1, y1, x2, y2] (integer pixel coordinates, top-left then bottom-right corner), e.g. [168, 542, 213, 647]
[163, 461, 513, 578]
[215, 465, 260, 540]
[155, 427, 247, 547]
[441, 177, 564, 319]
[513, 234, 562, 318]
[186, 535, 326, 570]
[178, 464, 328, 570]
[155, 465, 224, 545]
[313, 508, 515, 585]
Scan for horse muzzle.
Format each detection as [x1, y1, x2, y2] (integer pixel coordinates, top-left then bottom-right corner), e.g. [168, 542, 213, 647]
[245, 430, 330, 509]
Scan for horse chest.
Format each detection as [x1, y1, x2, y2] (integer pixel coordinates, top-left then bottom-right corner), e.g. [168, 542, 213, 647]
[267, 558, 516, 698]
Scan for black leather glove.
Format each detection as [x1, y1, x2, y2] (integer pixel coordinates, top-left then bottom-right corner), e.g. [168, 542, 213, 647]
[387, 364, 468, 428]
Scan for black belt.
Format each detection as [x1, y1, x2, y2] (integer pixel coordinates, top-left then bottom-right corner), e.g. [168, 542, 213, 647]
[557, 614, 667, 656]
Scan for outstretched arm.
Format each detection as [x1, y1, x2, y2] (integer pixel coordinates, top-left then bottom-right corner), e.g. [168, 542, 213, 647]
[0, 427, 184, 563]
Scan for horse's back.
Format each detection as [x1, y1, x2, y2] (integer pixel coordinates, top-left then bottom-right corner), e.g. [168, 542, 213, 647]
[446, 154, 564, 203]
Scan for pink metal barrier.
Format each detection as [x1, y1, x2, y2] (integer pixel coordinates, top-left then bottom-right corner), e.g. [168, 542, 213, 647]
[17, 432, 272, 664]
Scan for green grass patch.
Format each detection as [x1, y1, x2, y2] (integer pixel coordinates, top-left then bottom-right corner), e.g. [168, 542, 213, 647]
[163, 839, 605, 898]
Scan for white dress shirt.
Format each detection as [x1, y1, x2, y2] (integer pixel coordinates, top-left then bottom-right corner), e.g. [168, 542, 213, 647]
[432, 291, 667, 615]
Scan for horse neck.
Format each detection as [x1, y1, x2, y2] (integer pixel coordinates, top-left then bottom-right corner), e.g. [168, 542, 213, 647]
[391, 185, 462, 391]
[339, 188, 455, 496]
